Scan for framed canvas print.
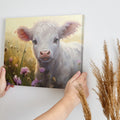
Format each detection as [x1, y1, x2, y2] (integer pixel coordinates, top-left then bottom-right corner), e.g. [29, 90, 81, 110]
[4, 15, 84, 88]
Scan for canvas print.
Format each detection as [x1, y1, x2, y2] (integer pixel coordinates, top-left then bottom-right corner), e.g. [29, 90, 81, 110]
[4, 15, 84, 88]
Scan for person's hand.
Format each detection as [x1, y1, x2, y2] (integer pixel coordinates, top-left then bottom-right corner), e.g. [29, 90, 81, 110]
[0, 67, 10, 97]
[35, 72, 89, 120]
[64, 71, 89, 107]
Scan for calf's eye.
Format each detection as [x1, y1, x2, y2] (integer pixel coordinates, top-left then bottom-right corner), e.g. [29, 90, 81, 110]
[53, 38, 59, 44]
[33, 40, 37, 45]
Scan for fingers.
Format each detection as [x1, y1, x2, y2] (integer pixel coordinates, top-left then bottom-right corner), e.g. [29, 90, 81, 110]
[77, 72, 89, 97]
[77, 72, 87, 82]
[69, 71, 81, 82]
[0, 91, 6, 97]
[80, 72, 87, 79]
[5, 85, 10, 91]
[0, 67, 2, 76]
[0, 85, 14, 97]
[73, 72, 87, 89]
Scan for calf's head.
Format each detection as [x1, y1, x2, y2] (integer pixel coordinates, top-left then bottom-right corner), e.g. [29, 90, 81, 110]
[17, 21, 79, 63]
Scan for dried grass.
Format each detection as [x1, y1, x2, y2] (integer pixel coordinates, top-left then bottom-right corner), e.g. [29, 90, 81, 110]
[91, 40, 120, 120]
[76, 84, 91, 120]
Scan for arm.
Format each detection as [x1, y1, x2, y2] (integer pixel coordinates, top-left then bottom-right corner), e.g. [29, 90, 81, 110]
[0, 67, 89, 120]
[35, 71, 89, 120]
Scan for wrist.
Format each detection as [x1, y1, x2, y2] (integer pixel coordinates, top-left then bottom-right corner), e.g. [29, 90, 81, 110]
[56, 96, 76, 117]
[62, 95, 79, 109]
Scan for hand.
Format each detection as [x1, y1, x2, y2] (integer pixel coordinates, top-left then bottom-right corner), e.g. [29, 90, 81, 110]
[0, 67, 10, 97]
[64, 71, 89, 107]
[35, 71, 89, 120]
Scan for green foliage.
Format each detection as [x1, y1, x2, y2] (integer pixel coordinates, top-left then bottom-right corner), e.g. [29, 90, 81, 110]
[4, 38, 36, 86]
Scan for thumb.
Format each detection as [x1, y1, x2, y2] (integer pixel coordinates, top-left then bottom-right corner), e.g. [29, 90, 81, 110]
[0, 67, 6, 79]
[0, 67, 6, 96]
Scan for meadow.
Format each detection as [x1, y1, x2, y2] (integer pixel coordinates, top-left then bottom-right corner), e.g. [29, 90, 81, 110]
[4, 15, 83, 88]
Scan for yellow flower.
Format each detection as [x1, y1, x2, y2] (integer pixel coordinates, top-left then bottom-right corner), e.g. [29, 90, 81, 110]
[52, 77, 56, 82]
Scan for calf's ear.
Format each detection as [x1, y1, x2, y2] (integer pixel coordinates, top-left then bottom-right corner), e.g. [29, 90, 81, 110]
[17, 27, 33, 41]
[59, 22, 80, 39]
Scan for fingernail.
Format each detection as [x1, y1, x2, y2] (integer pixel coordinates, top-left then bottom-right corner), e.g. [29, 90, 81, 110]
[76, 71, 81, 75]
[2, 67, 5, 71]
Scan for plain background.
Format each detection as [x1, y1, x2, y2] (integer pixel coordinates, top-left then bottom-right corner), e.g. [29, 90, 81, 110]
[0, 0, 120, 120]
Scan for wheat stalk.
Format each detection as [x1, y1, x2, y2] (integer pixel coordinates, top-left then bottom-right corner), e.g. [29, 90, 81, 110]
[76, 84, 91, 120]
[91, 40, 120, 120]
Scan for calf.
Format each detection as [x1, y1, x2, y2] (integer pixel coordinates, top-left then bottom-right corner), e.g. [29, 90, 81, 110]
[17, 21, 82, 88]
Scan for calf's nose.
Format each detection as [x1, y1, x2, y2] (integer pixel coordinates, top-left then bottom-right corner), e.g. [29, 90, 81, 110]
[40, 50, 51, 58]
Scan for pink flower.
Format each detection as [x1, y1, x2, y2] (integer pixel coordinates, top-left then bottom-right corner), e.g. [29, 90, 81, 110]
[15, 64, 18, 67]
[9, 57, 13, 62]
[39, 67, 45, 73]
[13, 75, 21, 85]
[20, 67, 30, 75]
[31, 78, 42, 86]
